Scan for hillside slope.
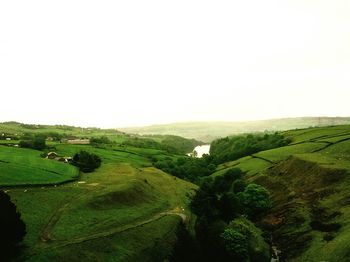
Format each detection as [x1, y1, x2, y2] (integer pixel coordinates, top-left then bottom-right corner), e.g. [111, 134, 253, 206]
[1, 140, 197, 261]
[212, 125, 350, 261]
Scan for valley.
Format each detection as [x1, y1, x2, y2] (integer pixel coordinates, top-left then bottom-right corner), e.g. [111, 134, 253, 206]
[2, 122, 350, 261]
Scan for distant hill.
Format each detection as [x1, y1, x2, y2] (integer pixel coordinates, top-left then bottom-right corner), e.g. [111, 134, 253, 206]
[119, 117, 350, 142]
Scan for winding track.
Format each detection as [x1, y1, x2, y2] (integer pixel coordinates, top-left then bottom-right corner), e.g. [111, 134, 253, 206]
[34, 207, 186, 253]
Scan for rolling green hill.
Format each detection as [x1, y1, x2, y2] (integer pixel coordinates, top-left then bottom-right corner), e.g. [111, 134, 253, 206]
[0, 146, 79, 186]
[119, 117, 350, 142]
[0, 125, 198, 261]
[4, 121, 350, 261]
[212, 125, 350, 261]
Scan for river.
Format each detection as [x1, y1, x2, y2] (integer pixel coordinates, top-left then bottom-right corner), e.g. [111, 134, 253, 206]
[191, 144, 210, 158]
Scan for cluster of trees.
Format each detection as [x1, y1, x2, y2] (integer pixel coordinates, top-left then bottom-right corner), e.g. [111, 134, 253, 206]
[160, 136, 201, 154]
[19, 135, 46, 150]
[122, 137, 162, 150]
[90, 136, 113, 145]
[122, 135, 202, 155]
[71, 150, 102, 172]
[153, 155, 216, 183]
[154, 133, 291, 183]
[191, 168, 271, 261]
[210, 133, 291, 164]
[0, 191, 26, 261]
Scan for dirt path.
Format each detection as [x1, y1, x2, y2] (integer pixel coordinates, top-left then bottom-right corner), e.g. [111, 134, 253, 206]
[39, 187, 98, 242]
[40, 200, 72, 242]
[35, 208, 186, 251]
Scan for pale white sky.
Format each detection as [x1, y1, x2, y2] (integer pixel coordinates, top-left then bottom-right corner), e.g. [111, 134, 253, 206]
[1, 0, 350, 128]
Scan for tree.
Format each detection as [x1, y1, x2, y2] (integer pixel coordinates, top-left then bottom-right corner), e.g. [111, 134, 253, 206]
[19, 136, 46, 150]
[219, 192, 239, 222]
[33, 137, 46, 150]
[0, 191, 26, 261]
[71, 150, 102, 172]
[220, 228, 249, 261]
[238, 183, 271, 219]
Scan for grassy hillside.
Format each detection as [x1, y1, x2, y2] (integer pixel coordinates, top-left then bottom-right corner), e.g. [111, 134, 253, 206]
[0, 130, 197, 261]
[119, 117, 350, 142]
[0, 145, 79, 186]
[212, 125, 350, 261]
[9, 162, 195, 261]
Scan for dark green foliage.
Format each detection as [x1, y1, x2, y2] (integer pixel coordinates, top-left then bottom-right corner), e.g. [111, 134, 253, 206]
[219, 192, 240, 222]
[190, 169, 271, 261]
[191, 169, 246, 222]
[169, 224, 200, 262]
[0, 190, 26, 261]
[220, 228, 249, 261]
[223, 218, 270, 262]
[210, 133, 291, 164]
[90, 136, 112, 145]
[71, 150, 102, 172]
[195, 217, 228, 261]
[121, 137, 161, 150]
[154, 156, 215, 183]
[232, 179, 247, 193]
[122, 135, 202, 155]
[19, 136, 46, 150]
[160, 135, 201, 154]
[237, 184, 271, 220]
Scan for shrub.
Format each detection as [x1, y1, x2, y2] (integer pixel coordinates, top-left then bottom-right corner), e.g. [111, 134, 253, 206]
[72, 150, 101, 172]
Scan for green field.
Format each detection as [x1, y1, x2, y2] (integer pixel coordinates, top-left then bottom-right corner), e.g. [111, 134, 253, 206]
[2, 140, 196, 261]
[0, 145, 78, 186]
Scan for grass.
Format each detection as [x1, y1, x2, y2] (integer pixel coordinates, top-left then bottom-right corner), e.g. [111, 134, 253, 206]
[214, 156, 272, 177]
[253, 142, 326, 162]
[0, 122, 198, 261]
[0, 145, 78, 186]
[8, 159, 196, 261]
[27, 215, 181, 262]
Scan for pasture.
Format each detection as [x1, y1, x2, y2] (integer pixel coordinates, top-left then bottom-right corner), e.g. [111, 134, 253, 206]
[0, 145, 78, 186]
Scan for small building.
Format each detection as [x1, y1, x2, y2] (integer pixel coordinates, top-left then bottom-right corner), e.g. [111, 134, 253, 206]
[66, 139, 90, 145]
[55, 157, 67, 162]
[47, 152, 58, 159]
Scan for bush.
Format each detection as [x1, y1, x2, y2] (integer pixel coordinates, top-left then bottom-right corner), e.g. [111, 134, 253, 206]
[71, 150, 101, 172]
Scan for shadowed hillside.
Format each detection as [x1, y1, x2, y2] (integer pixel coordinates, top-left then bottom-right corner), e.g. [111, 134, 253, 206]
[211, 124, 350, 261]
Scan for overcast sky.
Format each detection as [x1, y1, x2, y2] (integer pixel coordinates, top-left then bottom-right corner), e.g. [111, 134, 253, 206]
[1, 0, 349, 128]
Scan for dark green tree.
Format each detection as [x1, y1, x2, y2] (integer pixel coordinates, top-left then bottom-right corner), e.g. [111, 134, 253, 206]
[72, 150, 102, 172]
[238, 183, 271, 219]
[220, 228, 249, 261]
[0, 191, 26, 261]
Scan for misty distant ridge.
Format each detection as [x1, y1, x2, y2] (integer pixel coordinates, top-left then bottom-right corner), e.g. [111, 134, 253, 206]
[2, 117, 350, 143]
[119, 117, 350, 142]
